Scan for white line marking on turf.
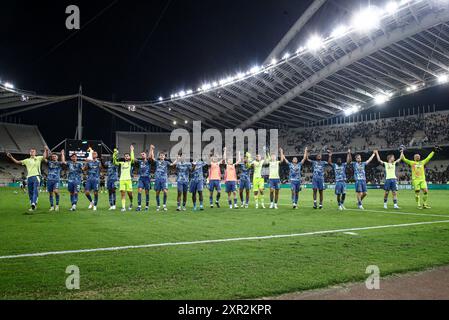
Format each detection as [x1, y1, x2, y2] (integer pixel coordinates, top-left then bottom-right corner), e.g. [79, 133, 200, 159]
[346, 209, 449, 218]
[343, 232, 358, 236]
[1, 220, 449, 260]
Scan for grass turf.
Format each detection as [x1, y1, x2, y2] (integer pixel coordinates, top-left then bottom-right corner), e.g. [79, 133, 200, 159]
[0, 187, 448, 300]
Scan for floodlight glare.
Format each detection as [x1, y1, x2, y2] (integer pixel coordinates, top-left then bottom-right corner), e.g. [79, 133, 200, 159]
[385, 1, 399, 14]
[331, 25, 349, 38]
[352, 7, 381, 32]
[374, 94, 389, 105]
[306, 35, 325, 51]
[438, 74, 449, 84]
[4, 82, 14, 89]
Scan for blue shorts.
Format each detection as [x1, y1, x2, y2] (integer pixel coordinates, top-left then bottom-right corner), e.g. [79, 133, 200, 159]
[335, 181, 347, 195]
[155, 178, 168, 192]
[190, 180, 204, 193]
[209, 180, 221, 192]
[85, 178, 99, 192]
[384, 179, 398, 192]
[226, 181, 237, 193]
[68, 182, 81, 194]
[47, 180, 60, 193]
[107, 179, 117, 190]
[312, 177, 325, 191]
[355, 180, 367, 193]
[269, 179, 281, 190]
[239, 179, 251, 190]
[291, 180, 301, 193]
[177, 181, 189, 193]
[138, 177, 151, 190]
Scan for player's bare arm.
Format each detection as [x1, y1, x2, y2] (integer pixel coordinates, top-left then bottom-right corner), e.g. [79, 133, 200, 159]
[366, 151, 376, 165]
[346, 149, 352, 164]
[6, 153, 22, 165]
[301, 147, 308, 165]
[327, 149, 333, 165]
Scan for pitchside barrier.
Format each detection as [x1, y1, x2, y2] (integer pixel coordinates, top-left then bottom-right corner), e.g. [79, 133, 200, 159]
[3, 181, 449, 190]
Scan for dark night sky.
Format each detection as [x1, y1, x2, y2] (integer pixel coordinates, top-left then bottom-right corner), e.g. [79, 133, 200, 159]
[1, 0, 449, 147]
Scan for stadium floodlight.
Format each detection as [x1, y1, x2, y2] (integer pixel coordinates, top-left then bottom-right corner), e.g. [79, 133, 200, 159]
[331, 25, 349, 39]
[250, 66, 261, 74]
[186, 89, 193, 95]
[385, 1, 399, 14]
[344, 105, 361, 116]
[179, 91, 186, 97]
[158, 97, 163, 101]
[168, 107, 172, 111]
[374, 94, 389, 105]
[306, 35, 325, 51]
[4, 82, 14, 89]
[173, 121, 177, 125]
[237, 72, 246, 79]
[271, 58, 278, 65]
[202, 83, 212, 91]
[438, 74, 449, 84]
[282, 53, 290, 60]
[352, 6, 381, 32]
[296, 46, 305, 54]
[184, 120, 188, 124]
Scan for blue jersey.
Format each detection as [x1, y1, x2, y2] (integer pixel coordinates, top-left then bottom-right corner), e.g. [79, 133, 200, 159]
[105, 161, 118, 181]
[176, 162, 192, 183]
[312, 161, 328, 180]
[192, 161, 206, 181]
[67, 162, 84, 183]
[47, 161, 62, 181]
[137, 160, 151, 178]
[288, 163, 302, 182]
[353, 162, 367, 181]
[239, 163, 252, 181]
[333, 163, 347, 182]
[86, 160, 101, 180]
[155, 160, 171, 180]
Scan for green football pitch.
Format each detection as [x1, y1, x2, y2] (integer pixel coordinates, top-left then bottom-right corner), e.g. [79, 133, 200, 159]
[0, 187, 449, 300]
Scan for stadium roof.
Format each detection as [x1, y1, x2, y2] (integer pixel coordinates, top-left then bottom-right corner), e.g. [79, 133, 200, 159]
[2, 0, 449, 131]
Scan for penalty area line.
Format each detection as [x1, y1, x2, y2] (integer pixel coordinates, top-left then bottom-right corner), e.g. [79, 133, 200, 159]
[1, 220, 449, 260]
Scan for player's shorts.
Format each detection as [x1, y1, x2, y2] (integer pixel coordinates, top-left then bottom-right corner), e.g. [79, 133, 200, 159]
[384, 179, 398, 192]
[107, 179, 118, 190]
[253, 178, 265, 191]
[138, 177, 151, 190]
[291, 180, 301, 193]
[226, 181, 237, 193]
[85, 178, 99, 192]
[239, 179, 251, 190]
[177, 181, 189, 193]
[154, 178, 168, 192]
[209, 180, 221, 192]
[47, 180, 60, 193]
[190, 180, 204, 193]
[68, 182, 81, 194]
[355, 180, 367, 193]
[269, 179, 281, 190]
[413, 180, 428, 191]
[312, 177, 325, 191]
[119, 180, 133, 192]
[335, 181, 347, 195]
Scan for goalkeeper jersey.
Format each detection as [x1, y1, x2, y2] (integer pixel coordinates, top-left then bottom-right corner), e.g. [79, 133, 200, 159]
[403, 152, 434, 181]
[113, 150, 135, 181]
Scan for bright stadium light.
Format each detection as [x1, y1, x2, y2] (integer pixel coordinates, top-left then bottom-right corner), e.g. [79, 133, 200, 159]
[237, 72, 246, 79]
[385, 1, 399, 14]
[282, 52, 290, 60]
[344, 105, 361, 116]
[4, 82, 14, 89]
[374, 94, 389, 105]
[352, 6, 381, 32]
[307, 35, 325, 51]
[271, 58, 278, 65]
[173, 121, 177, 126]
[158, 97, 163, 101]
[438, 74, 449, 84]
[250, 66, 261, 74]
[186, 89, 193, 95]
[331, 25, 349, 38]
[184, 120, 188, 124]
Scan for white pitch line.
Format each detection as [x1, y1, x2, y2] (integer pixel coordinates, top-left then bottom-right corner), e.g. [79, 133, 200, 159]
[1, 220, 449, 260]
[346, 208, 449, 218]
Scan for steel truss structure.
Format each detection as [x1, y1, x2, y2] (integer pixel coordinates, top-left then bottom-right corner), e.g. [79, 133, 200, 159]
[2, 0, 449, 133]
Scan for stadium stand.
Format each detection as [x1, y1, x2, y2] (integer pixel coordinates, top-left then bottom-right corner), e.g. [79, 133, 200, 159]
[0, 123, 47, 154]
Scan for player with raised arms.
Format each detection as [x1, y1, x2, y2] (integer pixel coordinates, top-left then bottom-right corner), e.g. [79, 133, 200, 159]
[113, 145, 135, 212]
[375, 150, 401, 210]
[191, 156, 207, 211]
[208, 149, 225, 208]
[150, 147, 172, 212]
[348, 151, 376, 210]
[103, 156, 118, 211]
[328, 149, 351, 211]
[223, 148, 242, 209]
[306, 150, 330, 210]
[44, 149, 65, 212]
[238, 152, 252, 209]
[401, 146, 439, 209]
[7, 146, 49, 212]
[136, 146, 153, 212]
[267, 148, 281, 209]
[280, 147, 308, 209]
[249, 150, 267, 209]
[63, 152, 84, 211]
[84, 148, 102, 211]
[174, 153, 192, 212]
